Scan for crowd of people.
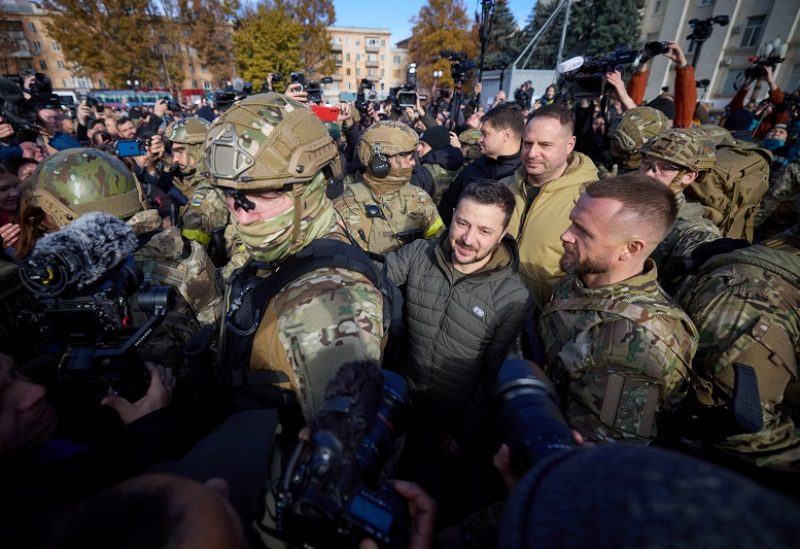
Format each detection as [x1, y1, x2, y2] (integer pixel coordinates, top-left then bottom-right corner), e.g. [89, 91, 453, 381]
[2, 38, 800, 548]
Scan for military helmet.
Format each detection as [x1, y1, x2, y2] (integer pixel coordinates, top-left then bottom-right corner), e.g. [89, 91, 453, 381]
[608, 107, 670, 153]
[30, 148, 146, 228]
[458, 129, 482, 161]
[167, 116, 211, 145]
[204, 92, 340, 191]
[357, 120, 419, 168]
[640, 128, 717, 172]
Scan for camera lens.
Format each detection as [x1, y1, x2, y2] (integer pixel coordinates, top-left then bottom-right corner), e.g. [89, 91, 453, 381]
[133, 286, 175, 312]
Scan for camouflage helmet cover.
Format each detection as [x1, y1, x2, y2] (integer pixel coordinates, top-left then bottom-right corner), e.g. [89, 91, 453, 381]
[204, 92, 340, 191]
[167, 116, 211, 145]
[30, 148, 145, 227]
[357, 120, 419, 168]
[458, 129, 481, 145]
[640, 128, 717, 172]
[608, 107, 670, 152]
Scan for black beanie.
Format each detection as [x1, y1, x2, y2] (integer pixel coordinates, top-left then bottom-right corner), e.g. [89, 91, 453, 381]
[420, 125, 451, 151]
[499, 444, 800, 548]
[646, 96, 676, 121]
[724, 108, 755, 132]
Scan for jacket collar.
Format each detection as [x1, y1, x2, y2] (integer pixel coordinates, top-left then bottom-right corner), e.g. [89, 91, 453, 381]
[435, 233, 520, 281]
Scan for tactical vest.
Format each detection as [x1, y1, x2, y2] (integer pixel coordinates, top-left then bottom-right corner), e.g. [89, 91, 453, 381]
[423, 163, 460, 205]
[219, 238, 403, 411]
[339, 180, 427, 256]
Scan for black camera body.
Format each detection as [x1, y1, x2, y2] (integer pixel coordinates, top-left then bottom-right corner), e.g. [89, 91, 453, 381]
[276, 368, 409, 548]
[0, 74, 46, 135]
[356, 78, 377, 118]
[744, 54, 785, 81]
[440, 50, 475, 84]
[160, 95, 182, 113]
[561, 48, 638, 99]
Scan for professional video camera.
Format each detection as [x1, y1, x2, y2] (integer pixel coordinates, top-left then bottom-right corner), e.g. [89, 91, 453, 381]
[355, 78, 379, 118]
[20, 213, 175, 402]
[440, 50, 475, 84]
[744, 39, 789, 81]
[557, 47, 638, 99]
[160, 95, 182, 113]
[395, 63, 421, 109]
[687, 15, 730, 43]
[275, 362, 409, 548]
[0, 69, 51, 135]
[493, 358, 576, 472]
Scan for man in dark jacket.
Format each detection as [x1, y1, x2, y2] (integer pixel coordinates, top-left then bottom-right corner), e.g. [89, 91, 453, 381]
[438, 103, 523, 225]
[418, 125, 464, 204]
[383, 180, 532, 511]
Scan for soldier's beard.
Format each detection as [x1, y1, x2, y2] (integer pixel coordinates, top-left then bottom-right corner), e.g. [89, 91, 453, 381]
[559, 247, 611, 276]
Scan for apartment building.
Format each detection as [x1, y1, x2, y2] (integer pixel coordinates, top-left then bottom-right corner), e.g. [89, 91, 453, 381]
[0, 0, 228, 101]
[639, 0, 800, 106]
[326, 25, 410, 100]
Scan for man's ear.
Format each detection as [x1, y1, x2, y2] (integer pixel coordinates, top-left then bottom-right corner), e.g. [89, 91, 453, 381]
[566, 134, 577, 154]
[680, 170, 699, 188]
[620, 238, 645, 261]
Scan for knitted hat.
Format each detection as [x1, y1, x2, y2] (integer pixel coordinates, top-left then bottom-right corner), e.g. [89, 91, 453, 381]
[724, 108, 755, 131]
[646, 96, 676, 120]
[420, 125, 450, 151]
[500, 444, 800, 548]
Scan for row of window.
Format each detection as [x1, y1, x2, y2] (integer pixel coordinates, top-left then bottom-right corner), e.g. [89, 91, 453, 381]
[333, 37, 386, 48]
[344, 68, 386, 77]
[37, 59, 66, 70]
[335, 53, 405, 65]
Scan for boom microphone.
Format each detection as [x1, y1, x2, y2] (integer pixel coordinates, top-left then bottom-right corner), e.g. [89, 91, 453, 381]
[21, 212, 139, 296]
[556, 56, 585, 74]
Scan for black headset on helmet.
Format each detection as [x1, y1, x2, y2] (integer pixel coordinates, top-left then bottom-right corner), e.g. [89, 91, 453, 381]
[369, 143, 391, 178]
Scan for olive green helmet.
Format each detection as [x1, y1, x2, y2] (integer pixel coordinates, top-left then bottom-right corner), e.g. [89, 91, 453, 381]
[608, 107, 670, 153]
[357, 120, 419, 168]
[30, 148, 146, 228]
[640, 128, 717, 172]
[458, 129, 482, 161]
[167, 116, 211, 145]
[203, 92, 340, 191]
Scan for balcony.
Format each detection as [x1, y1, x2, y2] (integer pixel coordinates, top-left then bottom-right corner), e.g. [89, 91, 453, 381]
[365, 42, 380, 53]
[365, 58, 379, 68]
[331, 41, 343, 52]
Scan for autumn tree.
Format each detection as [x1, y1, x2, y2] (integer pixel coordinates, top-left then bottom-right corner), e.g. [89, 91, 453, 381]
[234, 2, 302, 91]
[180, 0, 239, 85]
[42, 0, 169, 88]
[286, 0, 336, 78]
[408, 0, 478, 90]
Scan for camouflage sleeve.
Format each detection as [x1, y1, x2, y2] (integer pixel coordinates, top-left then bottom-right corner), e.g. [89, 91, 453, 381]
[181, 185, 230, 246]
[274, 268, 384, 422]
[755, 163, 800, 228]
[555, 318, 694, 445]
[415, 187, 445, 239]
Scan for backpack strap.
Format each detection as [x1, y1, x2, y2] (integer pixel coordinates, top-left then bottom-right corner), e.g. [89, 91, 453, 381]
[221, 239, 393, 391]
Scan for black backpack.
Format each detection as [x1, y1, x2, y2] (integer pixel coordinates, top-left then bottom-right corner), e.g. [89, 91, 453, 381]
[218, 238, 404, 411]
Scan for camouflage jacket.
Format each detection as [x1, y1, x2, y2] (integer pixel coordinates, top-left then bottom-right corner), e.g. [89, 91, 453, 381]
[677, 232, 800, 470]
[181, 173, 230, 248]
[651, 192, 721, 293]
[755, 161, 800, 232]
[539, 259, 698, 444]
[423, 162, 461, 206]
[232, 226, 385, 423]
[332, 176, 444, 257]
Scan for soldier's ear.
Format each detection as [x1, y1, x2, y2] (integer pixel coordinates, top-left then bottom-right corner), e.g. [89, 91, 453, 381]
[621, 239, 645, 260]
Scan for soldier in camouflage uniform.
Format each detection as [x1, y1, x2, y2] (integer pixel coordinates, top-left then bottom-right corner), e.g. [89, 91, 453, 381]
[166, 118, 230, 252]
[417, 125, 464, 205]
[606, 106, 670, 173]
[332, 121, 444, 258]
[638, 129, 721, 292]
[459, 129, 482, 166]
[755, 160, 800, 239]
[27, 149, 220, 367]
[674, 227, 800, 471]
[204, 92, 385, 424]
[539, 175, 698, 444]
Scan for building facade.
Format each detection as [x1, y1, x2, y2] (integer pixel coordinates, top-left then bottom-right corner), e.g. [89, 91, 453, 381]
[0, 0, 229, 101]
[639, 0, 800, 107]
[326, 26, 410, 101]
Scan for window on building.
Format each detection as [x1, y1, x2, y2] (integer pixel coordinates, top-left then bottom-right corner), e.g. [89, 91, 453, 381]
[381, 54, 385, 61]
[367, 53, 378, 62]
[99, 79, 105, 87]
[346, 53, 350, 61]
[720, 69, 741, 95]
[356, 53, 361, 61]
[345, 38, 350, 46]
[189, 64, 195, 73]
[740, 15, 766, 48]
[39, 60, 47, 70]
[27, 22, 36, 33]
[699, 0, 715, 5]
[32, 41, 41, 54]
[393, 55, 401, 64]
[355, 40, 360, 47]
[56, 60, 65, 70]
[653, 0, 664, 14]
[203, 80, 211, 89]
[51, 42, 59, 51]
[368, 68, 377, 76]
[381, 39, 385, 47]
[348, 82, 352, 90]
[346, 68, 351, 75]
[366, 38, 380, 48]
[192, 79, 198, 88]
[381, 69, 385, 77]
[63, 79, 69, 88]
[201, 64, 208, 71]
